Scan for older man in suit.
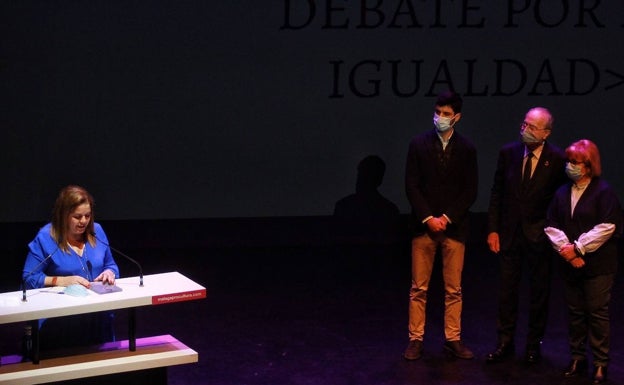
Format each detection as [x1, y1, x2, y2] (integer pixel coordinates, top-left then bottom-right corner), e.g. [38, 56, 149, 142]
[403, 91, 478, 360]
[486, 107, 567, 364]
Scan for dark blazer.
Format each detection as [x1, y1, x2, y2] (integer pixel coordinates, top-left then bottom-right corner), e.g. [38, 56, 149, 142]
[405, 129, 478, 242]
[487, 141, 566, 250]
[546, 177, 623, 277]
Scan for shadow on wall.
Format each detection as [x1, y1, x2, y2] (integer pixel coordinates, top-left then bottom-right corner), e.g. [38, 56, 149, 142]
[332, 155, 402, 244]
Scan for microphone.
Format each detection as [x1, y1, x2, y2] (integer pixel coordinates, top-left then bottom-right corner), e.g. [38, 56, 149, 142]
[91, 232, 144, 287]
[22, 246, 60, 302]
[86, 260, 93, 282]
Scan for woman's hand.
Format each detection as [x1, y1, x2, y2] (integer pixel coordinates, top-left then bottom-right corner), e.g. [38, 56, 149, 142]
[57, 275, 91, 288]
[558, 243, 577, 260]
[558, 244, 586, 269]
[94, 269, 116, 285]
[569, 257, 585, 269]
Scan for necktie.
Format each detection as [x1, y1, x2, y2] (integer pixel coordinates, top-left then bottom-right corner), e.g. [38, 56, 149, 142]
[522, 152, 533, 187]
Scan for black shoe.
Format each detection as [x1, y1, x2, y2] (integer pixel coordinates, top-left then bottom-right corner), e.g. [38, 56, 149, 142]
[593, 366, 607, 384]
[525, 345, 541, 364]
[563, 359, 587, 377]
[443, 340, 474, 359]
[403, 339, 423, 360]
[486, 342, 514, 363]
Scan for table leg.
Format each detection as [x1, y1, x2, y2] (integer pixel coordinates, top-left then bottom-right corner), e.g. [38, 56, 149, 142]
[128, 308, 136, 351]
[31, 320, 39, 364]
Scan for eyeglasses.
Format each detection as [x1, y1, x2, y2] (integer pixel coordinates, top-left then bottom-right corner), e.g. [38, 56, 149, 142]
[520, 121, 548, 131]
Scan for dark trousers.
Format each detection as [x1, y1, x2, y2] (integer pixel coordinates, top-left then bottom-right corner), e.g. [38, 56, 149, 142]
[564, 273, 614, 366]
[496, 230, 552, 347]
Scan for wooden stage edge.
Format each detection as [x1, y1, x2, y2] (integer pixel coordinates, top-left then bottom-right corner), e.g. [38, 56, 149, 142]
[0, 334, 197, 385]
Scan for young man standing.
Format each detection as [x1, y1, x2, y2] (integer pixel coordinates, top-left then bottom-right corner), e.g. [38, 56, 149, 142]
[403, 91, 478, 360]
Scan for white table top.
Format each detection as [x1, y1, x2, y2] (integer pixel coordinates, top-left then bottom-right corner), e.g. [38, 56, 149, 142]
[0, 272, 206, 324]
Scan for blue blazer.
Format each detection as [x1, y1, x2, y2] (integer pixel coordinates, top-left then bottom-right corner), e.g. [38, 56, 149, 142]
[23, 222, 120, 289]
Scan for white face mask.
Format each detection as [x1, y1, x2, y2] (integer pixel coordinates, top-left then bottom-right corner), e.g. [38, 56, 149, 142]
[433, 114, 454, 133]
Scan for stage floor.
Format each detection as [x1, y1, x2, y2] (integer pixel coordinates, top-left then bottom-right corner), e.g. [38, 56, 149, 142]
[2, 240, 623, 385]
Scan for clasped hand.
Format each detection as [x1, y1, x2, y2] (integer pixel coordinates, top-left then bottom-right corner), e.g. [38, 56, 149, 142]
[558, 243, 585, 269]
[426, 216, 448, 233]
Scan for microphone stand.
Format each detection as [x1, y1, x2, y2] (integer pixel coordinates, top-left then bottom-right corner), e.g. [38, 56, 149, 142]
[22, 247, 60, 302]
[109, 244, 144, 287]
[91, 232, 144, 287]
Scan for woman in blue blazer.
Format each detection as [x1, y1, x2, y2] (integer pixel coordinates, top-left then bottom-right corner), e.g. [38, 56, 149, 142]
[545, 139, 623, 384]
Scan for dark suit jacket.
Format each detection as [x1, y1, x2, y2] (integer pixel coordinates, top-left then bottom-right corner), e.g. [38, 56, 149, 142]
[487, 141, 566, 250]
[546, 177, 623, 277]
[405, 129, 478, 242]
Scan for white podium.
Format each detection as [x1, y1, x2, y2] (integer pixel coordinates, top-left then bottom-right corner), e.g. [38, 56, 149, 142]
[0, 272, 206, 384]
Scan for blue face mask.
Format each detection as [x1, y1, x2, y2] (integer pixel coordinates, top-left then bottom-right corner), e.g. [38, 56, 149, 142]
[433, 114, 454, 133]
[565, 162, 584, 182]
[520, 128, 542, 144]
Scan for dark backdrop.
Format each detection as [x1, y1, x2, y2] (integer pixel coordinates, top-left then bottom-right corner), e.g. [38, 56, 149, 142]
[2, 1, 624, 221]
